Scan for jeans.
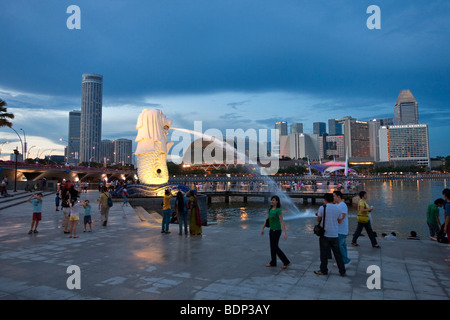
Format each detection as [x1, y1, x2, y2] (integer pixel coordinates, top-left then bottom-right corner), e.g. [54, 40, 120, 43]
[178, 211, 189, 235]
[352, 222, 378, 246]
[319, 236, 346, 275]
[427, 223, 439, 237]
[162, 209, 171, 232]
[338, 234, 351, 264]
[269, 229, 290, 266]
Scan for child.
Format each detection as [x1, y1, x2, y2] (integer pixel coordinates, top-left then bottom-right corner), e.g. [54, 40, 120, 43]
[27, 192, 43, 234]
[55, 191, 61, 211]
[69, 197, 81, 238]
[122, 185, 129, 207]
[82, 200, 92, 232]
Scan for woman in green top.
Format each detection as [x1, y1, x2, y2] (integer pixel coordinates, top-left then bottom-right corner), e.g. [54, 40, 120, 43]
[351, 191, 380, 248]
[261, 196, 290, 269]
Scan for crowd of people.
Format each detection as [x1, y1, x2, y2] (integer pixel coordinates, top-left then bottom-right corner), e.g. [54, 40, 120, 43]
[22, 178, 450, 273]
[161, 189, 203, 236]
[260, 187, 450, 276]
[27, 180, 112, 237]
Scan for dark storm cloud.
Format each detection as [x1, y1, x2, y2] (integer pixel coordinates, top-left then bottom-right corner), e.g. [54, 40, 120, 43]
[1, 0, 449, 105]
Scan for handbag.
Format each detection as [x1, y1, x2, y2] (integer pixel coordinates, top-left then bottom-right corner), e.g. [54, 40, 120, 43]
[314, 205, 326, 237]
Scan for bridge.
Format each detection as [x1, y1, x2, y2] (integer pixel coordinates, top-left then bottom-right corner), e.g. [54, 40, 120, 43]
[0, 160, 136, 191]
[115, 176, 359, 205]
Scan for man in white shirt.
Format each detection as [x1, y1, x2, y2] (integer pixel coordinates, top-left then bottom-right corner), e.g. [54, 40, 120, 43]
[314, 193, 346, 276]
[334, 190, 351, 265]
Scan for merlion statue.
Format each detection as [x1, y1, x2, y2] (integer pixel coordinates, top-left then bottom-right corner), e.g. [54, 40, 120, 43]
[135, 109, 173, 185]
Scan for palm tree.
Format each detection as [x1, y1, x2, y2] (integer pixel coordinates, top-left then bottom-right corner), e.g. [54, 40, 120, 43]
[0, 99, 14, 128]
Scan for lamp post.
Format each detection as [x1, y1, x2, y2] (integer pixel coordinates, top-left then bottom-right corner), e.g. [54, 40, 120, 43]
[13, 148, 19, 192]
[27, 145, 36, 159]
[60, 138, 77, 165]
[9, 127, 24, 159]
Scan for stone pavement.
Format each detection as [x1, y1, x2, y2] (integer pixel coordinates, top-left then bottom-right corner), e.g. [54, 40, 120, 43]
[0, 190, 449, 301]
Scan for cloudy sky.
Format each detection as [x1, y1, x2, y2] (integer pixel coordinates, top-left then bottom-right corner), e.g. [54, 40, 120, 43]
[0, 0, 449, 160]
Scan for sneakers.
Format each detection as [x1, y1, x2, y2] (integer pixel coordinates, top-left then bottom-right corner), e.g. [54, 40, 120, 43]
[314, 270, 328, 275]
[315, 270, 346, 276]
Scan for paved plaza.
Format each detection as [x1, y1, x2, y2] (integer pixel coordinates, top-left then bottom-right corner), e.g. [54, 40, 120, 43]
[0, 190, 449, 301]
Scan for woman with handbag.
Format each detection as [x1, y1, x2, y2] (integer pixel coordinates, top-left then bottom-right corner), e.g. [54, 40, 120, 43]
[261, 195, 290, 269]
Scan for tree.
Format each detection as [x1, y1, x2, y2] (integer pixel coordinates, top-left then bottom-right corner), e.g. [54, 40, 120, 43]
[0, 99, 14, 128]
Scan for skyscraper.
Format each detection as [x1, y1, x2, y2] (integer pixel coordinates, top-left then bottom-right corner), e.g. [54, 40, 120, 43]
[80, 73, 103, 163]
[328, 119, 342, 135]
[275, 121, 288, 136]
[114, 138, 133, 165]
[290, 123, 303, 134]
[67, 110, 81, 165]
[313, 122, 326, 136]
[394, 89, 418, 125]
[341, 116, 371, 162]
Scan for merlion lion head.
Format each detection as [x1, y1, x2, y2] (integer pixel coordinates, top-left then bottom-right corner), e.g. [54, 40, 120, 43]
[135, 109, 173, 185]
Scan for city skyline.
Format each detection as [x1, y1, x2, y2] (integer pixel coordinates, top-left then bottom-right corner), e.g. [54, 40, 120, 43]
[1, 1, 449, 160]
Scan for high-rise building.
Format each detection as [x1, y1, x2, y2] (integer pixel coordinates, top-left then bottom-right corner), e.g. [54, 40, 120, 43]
[290, 123, 303, 134]
[80, 73, 103, 163]
[101, 139, 114, 164]
[341, 116, 371, 162]
[67, 110, 81, 165]
[275, 121, 288, 136]
[328, 119, 342, 135]
[379, 124, 430, 167]
[394, 89, 418, 125]
[114, 138, 133, 165]
[325, 135, 345, 160]
[313, 122, 326, 136]
[281, 133, 320, 160]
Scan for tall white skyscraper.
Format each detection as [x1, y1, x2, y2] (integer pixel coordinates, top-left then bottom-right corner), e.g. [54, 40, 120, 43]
[80, 73, 103, 163]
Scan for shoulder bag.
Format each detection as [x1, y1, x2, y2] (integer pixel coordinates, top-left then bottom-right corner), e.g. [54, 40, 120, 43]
[314, 205, 326, 237]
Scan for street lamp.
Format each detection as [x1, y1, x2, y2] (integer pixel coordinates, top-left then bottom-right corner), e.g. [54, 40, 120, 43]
[60, 138, 78, 164]
[9, 127, 24, 159]
[13, 148, 19, 192]
[27, 145, 36, 159]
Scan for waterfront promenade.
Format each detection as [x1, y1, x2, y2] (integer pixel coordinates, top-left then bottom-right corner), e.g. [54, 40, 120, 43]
[0, 190, 449, 302]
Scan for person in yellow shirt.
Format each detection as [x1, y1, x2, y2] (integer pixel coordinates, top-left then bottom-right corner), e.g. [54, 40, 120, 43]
[351, 191, 380, 248]
[161, 189, 172, 233]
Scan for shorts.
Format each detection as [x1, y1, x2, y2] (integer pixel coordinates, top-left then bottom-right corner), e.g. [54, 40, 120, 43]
[84, 215, 92, 224]
[70, 215, 79, 221]
[62, 208, 70, 218]
[32, 212, 42, 221]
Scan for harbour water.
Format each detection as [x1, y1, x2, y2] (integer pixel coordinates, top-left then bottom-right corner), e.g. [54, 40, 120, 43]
[207, 179, 449, 239]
